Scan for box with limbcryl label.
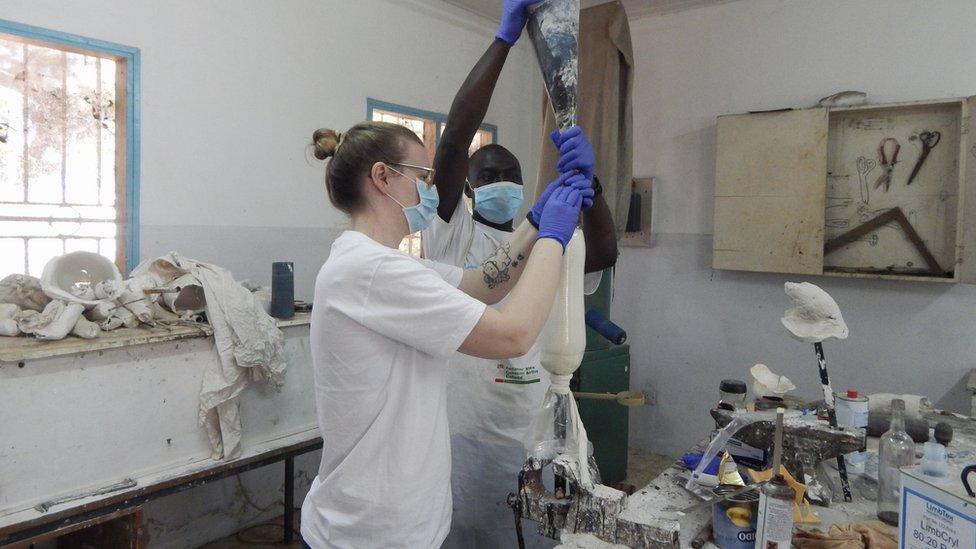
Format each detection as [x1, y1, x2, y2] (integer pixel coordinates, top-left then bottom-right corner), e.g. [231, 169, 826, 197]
[900, 466, 976, 549]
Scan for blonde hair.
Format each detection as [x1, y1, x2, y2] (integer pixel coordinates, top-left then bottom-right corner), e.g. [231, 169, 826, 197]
[311, 122, 424, 213]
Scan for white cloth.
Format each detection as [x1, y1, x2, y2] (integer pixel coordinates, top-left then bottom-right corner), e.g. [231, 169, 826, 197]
[132, 253, 286, 460]
[423, 200, 601, 548]
[301, 231, 486, 549]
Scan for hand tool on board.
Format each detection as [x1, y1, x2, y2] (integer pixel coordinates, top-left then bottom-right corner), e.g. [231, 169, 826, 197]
[906, 130, 941, 186]
[874, 137, 900, 192]
[824, 207, 944, 275]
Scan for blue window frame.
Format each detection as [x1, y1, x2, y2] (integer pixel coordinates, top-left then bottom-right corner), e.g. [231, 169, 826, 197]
[367, 98, 498, 151]
[0, 19, 140, 275]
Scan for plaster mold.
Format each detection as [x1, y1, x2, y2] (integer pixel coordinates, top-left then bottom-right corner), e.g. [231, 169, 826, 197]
[781, 282, 849, 343]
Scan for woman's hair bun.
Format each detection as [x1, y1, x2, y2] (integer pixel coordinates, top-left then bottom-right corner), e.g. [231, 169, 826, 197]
[312, 128, 341, 160]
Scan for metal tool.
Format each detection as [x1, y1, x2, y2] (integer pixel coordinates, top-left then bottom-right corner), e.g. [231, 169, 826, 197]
[906, 130, 941, 186]
[670, 482, 764, 515]
[874, 137, 901, 192]
[573, 390, 645, 407]
[710, 408, 865, 491]
[824, 206, 944, 274]
[856, 156, 877, 204]
[35, 478, 137, 513]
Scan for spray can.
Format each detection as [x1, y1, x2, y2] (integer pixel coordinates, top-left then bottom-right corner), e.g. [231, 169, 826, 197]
[755, 476, 795, 548]
[755, 408, 795, 548]
[712, 485, 758, 548]
[834, 389, 869, 474]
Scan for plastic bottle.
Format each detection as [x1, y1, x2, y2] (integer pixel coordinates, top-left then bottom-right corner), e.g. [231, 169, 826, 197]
[877, 399, 915, 526]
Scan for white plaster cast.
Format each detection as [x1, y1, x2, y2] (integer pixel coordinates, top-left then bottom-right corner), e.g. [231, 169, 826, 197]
[40, 252, 123, 308]
[0, 319, 20, 337]
[119, 276, 157, 323]
[34, 301, 86, 341]
[71, 316, 100, 339]
[751, 363, 796, 398]
[161, 274, 207, 317]
[0, 304, 20, 320]
[0, 274, 51, 312]
[540, 229, 586, 377]
[781, 282, 849, 343]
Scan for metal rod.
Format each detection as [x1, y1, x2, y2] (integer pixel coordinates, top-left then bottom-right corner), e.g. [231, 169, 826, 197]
[814, 342, 853, 502]
[554, 392, 568, 496]
[284, 456, 295, 544]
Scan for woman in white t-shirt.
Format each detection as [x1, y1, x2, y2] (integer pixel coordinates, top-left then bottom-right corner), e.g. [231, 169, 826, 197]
[299, 121, 592, 549]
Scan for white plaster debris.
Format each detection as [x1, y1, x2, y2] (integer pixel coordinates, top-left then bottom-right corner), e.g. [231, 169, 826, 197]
[781, 282, 849, 343]
[557, 532, 628, 548]
[751, 363, 796, 397]
[0, 274, 50, 312]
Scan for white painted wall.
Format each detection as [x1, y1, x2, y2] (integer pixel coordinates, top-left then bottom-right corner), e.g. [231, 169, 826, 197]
[0, 1, 541, 546]
[619, 0, 976, 457]
[0, 0, 542, 299]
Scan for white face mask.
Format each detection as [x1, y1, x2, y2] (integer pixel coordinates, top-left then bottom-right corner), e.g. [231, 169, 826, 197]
[384, 165, 440, 233]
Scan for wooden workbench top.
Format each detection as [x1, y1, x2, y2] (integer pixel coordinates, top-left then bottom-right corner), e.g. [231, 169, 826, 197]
[0, 312, 311, 363]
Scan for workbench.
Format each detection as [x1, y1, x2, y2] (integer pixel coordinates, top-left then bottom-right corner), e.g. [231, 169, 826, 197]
[0, 314, 319, 546]
[553, 408, 976, 548]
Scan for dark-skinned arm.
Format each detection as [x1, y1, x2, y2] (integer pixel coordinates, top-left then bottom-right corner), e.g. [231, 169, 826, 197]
[432, 40, 511, 221]
[581, 178, 618, 273]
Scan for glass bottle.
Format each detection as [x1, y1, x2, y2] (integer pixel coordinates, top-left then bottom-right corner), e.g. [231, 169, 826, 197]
[877, 399, 915, 526]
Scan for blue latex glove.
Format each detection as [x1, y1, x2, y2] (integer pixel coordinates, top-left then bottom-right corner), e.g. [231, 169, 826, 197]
[528, 172, 571, 228]
[497, 0, 541, 45]
[551, 126, 596, 179]
[537, 185, 586, 250]
[527, 172, 594, 227]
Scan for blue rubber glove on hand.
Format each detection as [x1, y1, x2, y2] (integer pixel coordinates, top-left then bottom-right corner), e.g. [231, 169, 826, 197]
[551, 126, 596, 179]
[537, 185, 586, 251]
[497, 0, 541, 45]
[528, 172, 572, 228]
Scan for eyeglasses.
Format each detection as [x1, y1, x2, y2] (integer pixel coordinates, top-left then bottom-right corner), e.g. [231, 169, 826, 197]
[389, 162, 436, 187]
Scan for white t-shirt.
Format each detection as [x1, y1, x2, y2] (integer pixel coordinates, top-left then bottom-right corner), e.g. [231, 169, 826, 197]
[301, 231, 487, 549]
[421, 200, 600, 547]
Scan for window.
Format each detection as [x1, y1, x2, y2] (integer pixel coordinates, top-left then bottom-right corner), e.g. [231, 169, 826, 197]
[0, 20, 139, 278]
[367, 99, 496, 257]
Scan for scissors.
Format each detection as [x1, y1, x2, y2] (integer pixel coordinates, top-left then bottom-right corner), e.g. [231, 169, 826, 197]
[906, 130, 941, 186]
[856, 156, 877, 203]
[874, 137, 900, 192]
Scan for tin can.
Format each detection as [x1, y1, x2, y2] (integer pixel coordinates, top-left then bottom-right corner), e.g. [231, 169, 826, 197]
[835, 389, 869, 474]
[711, 485, 758, 549]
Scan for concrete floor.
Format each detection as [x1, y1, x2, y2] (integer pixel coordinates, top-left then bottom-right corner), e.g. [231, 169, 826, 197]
[203, 449, 674, 548]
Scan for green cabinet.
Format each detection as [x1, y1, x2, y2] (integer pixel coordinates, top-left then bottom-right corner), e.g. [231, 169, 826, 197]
[577, 344, 630, 485]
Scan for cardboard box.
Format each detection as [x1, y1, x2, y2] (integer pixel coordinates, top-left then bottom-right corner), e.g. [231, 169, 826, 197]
[900, 466, 976, 549]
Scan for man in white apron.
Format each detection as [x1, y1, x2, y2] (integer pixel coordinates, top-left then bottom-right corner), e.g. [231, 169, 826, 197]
[424, 2, 619, 545]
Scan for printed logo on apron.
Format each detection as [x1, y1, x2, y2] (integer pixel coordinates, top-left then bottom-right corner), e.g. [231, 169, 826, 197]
[494, 361, 541, 384]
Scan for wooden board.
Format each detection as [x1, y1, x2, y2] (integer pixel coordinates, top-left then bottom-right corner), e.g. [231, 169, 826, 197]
[0, 313, 310, 363]
[713, 108, 828, 274]
[824, 101, 962, 277]
[958, 96, 976, 283]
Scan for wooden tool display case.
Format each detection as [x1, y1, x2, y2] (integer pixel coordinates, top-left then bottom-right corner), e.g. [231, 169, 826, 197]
[713, 97, 976, 283]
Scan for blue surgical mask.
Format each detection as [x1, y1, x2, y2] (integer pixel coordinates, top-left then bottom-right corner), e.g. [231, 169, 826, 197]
[386, 166, 439, 233]
[473, 181, 523, 224]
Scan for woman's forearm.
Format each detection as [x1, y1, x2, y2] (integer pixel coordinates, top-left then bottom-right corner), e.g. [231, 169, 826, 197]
[457, 238, 564, 359]
[459, 221, 538, 304]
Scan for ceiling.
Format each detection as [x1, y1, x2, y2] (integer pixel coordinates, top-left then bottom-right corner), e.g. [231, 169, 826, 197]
[440, 0, 732, 20]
